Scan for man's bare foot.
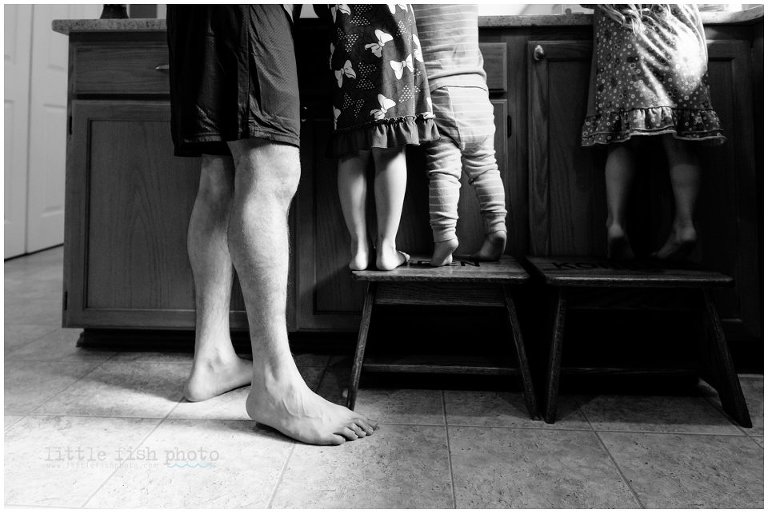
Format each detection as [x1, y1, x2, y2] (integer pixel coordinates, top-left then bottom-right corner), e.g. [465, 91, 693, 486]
[652, 225, 697, 261]
[349, 241, 370, 271]
[607, 224, 634, 261]
[470, 231, 506, 261]
[431, 238, 459, 267]
[376, 246, 409, 271]
[246, 372, 377, 445]
[184, 353, 252, 402]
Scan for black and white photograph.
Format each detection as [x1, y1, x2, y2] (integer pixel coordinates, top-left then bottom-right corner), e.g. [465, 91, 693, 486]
[3, 1, 764, 508]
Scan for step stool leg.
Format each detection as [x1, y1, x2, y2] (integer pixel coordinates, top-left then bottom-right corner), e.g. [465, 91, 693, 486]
[503, 285, 539, 419]
[347, 282, 376, 410]
[700, 289, 752, 428]
[545, 289, 567, 424]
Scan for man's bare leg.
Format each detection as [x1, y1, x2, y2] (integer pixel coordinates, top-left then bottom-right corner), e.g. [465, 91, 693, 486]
[227, 138, 376, 445]
[185, 155, 253, 402]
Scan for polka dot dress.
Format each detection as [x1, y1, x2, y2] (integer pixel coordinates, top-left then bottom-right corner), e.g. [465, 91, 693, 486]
[581, 4, 725, 146]
[328, 3, 439, 157]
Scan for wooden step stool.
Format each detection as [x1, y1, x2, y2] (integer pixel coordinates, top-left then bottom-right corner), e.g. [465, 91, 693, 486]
[347, 255, 538, 419]
[526, 256, 751, 427]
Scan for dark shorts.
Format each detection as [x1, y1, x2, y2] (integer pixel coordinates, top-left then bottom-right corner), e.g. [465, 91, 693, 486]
[167, 5, 300, 157]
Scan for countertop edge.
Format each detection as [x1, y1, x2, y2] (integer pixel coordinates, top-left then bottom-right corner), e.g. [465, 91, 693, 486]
[53, 6, 764, 34]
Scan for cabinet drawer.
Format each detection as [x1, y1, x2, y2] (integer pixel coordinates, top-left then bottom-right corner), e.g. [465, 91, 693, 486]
[480, 42, 507, 93]
[73, 43, 170, 95]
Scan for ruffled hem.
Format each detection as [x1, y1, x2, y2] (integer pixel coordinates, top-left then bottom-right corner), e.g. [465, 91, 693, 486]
[581, 106, 726, 146]
[327, 114, 441, 158]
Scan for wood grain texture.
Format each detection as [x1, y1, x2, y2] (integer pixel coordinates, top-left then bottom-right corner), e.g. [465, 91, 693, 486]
[701, 289, 752, 427]
[527, 256, 733, 288]
[354, 255, 528, 283]
[544, 289, 567, 424]
[73, 42, 170, 95]
[504, 285, 539, 418]
[374, 283, 506, 307]
[527, 40, 597, 256]
[479, 42, 507, 92]
[347, 283, 376, 410]
[66, 101, 249, 329]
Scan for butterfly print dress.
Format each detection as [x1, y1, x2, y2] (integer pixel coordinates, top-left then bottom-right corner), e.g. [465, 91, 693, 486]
[328, 3, 439, 158]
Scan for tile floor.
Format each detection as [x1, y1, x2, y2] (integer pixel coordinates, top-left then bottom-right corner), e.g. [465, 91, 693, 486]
[4, 246, 765, 508]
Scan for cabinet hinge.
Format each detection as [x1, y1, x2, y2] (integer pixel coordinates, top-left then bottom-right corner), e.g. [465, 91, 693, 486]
[68, 115, 72, 135]
[63, 291, 68, 311]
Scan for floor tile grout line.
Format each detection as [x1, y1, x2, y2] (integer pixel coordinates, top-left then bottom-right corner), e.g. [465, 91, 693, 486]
[442, 391, 458, 509]
[267, 442, 297, 509]
[592, 431, 646, 509]
[3, 415, 27, 432]
[24, 359, 111, 417]
[748, 436, 763, 449]
[4, 325, 60, 356]
[79, 415, 167, 508]
[80, 388, 187, 508]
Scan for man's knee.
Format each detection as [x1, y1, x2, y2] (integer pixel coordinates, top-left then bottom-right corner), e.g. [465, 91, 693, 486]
[199, 154, 235, 206]
[229, 139, 301, 206]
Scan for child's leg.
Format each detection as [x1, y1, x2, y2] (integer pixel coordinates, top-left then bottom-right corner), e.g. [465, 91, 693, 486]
[424, 139, 462, 266]
[653, 135, 700, 260]
[605, 143, 636, 260]
[372, 147, 410, 271]
[337, 151, 372, 270]
[462, 139, 508, 261]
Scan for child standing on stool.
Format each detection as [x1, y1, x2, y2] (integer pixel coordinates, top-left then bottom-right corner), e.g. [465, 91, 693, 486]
[325, 4, 439, 271]
[581, 4, 725, 261]
[413, 4, 508, 267]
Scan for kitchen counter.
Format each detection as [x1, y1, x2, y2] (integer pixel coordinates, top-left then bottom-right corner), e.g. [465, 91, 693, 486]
[52, 5, 763, 34]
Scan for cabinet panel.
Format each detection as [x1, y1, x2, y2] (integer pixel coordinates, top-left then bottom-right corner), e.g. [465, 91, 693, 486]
[295, 113, 365, 331]
[528, 40, 600, 256]
[64, 101, 248, 329]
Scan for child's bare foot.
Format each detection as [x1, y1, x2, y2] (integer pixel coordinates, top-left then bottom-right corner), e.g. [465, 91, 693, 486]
[607, 224, 634, 261]
[652, 225, 697, 261]
[376, 245, 409, 271]
[431, 238, 459, 266]
[184, 352, 252, 402]
[471, 231, 507, 261]
[348, 241, 370, 271]
[246, 369, 377, 445]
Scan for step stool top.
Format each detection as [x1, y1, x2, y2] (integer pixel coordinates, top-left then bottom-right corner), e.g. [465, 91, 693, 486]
[526, 256, 734, 288]
[352, 255, 529, 283]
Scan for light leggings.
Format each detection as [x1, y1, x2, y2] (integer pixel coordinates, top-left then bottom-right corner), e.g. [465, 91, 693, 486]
[424, 85, 507, 243]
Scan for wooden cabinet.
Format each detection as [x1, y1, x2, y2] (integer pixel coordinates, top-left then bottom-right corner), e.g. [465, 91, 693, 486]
[64, 100, 248, 329]
[57, 14, 762, 348]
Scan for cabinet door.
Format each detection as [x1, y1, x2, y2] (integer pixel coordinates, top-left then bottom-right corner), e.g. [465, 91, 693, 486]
[64, 101, 249, 329]
[527, 40, 600, 256]
[528, 39, 760, 340]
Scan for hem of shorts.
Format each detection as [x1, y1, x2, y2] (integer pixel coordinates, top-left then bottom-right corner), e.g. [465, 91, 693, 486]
[582, 129, 726, 147]
[173, 130, 300, 157]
